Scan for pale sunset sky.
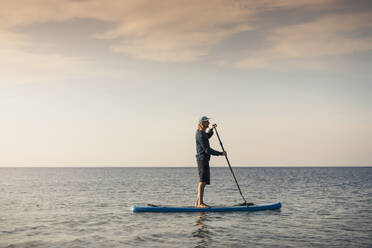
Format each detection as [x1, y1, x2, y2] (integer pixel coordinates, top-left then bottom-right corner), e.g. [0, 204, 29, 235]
[0, 0, 371, 167]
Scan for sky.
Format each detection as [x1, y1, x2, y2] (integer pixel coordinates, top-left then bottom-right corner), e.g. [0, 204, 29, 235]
[0, 0, 371, 167]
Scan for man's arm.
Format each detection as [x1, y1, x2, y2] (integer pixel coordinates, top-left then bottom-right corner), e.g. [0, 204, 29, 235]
[206, 123, 217, 139]
[206, 129, 213, 139]
[199, 134, 223, 156]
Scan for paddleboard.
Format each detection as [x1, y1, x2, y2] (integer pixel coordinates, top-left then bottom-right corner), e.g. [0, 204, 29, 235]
[131, 202, 281, 213]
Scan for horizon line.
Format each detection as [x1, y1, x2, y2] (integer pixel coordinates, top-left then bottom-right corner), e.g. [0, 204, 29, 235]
[0, 165, 371, 168]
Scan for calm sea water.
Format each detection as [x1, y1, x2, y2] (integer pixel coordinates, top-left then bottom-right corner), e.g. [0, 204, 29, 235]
[0, 167, 371, 248]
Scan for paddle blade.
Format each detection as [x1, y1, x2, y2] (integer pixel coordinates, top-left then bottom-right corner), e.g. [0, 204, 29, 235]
[236, 202, 255, 206]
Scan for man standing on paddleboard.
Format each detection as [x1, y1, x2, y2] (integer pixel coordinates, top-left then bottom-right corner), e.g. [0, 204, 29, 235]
[195, 116, 226, 208]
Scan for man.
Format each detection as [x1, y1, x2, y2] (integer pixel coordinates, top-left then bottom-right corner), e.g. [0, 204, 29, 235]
[195, 116, 226, 208]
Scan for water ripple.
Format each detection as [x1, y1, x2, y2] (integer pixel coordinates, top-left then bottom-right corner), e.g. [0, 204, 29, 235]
[0, 167, 371, 247]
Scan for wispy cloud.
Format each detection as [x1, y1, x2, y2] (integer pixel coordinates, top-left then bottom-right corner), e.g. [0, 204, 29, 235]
[0, 27, 103, 85]
[1, 0, 255, 62]
[236, 0, 336, 9]
[92, 0, 255, 61]
[236, 12, 372, 70]
[0, 0, 371, 67]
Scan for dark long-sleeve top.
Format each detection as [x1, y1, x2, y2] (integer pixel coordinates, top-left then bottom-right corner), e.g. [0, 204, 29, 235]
[195, 129, 223, 161]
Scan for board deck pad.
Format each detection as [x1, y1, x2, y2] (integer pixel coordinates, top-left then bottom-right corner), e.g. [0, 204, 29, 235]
[132, 202, 281, 213]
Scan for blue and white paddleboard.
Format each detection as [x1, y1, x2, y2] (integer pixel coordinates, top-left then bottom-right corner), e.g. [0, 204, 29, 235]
[131, 202, 281, 213]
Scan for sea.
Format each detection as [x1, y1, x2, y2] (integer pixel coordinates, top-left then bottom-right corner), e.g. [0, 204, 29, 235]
[0, 167, 371, 248]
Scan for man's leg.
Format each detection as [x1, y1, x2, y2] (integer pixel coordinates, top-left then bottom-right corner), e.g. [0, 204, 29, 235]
[196, 182, 209, 207]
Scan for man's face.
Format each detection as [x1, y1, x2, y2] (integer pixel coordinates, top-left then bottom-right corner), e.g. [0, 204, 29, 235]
[202, 121, 210, 129]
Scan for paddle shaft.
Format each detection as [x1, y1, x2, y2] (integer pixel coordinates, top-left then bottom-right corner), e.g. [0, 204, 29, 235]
[214, 127, 247, 204]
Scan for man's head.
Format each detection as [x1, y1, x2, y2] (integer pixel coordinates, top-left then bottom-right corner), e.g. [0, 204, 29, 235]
[198, 116, 210, 130]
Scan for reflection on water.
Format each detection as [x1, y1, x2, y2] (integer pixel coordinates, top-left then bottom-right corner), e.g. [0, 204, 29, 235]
[193, 212, 211, 248]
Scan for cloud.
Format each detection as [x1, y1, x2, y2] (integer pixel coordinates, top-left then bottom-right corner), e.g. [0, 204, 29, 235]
[0, 30, 27, 47]
[105, 24, 252, 62]
[270, 12, 372, 58]
[236, 0, 336, 9]
[0, 0, 370, 67]
[0, 48, 97, 85]
[236, 12, 372, 70]
[0, 29, 104, 85]
[92, 1, 254, 61]
[0, 0, 255, 62]
[4, 0, 335, 63]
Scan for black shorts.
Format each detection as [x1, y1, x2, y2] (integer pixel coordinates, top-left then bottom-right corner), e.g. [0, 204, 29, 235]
[197, 160, 210, 185]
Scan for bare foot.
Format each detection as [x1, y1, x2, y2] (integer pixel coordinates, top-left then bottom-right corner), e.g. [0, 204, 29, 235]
[196, 203, 210, 208]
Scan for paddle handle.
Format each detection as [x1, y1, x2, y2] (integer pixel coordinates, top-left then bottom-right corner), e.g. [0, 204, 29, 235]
[214, 127, 247, 204]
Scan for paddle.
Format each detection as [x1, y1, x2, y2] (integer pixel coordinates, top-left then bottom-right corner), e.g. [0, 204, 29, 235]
[213, 127, 253, 206]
